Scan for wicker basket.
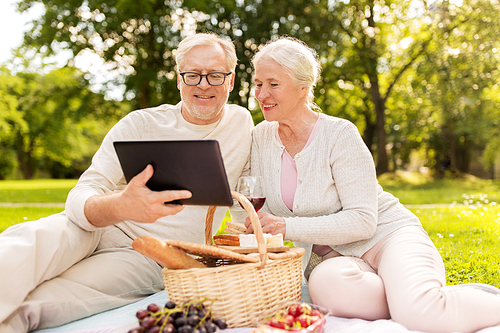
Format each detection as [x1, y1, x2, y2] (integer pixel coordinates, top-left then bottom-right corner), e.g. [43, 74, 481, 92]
[162, 191, 304, 328]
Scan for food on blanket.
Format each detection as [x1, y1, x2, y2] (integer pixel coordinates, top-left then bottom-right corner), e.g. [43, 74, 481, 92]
[261, 302, 329, 333]
[213, 233, 284, 248]
[127, 298, 227, 333]
[213, 233, 240, 246]
[132, 236, 205, 269]
[266, 233, 284, 247]
[240, 233, 284, 248]
[214, 233, 284, 247]
[224, 221, 247, 234]
[252, 327, 285, 333]
[238, 233, 258, 247]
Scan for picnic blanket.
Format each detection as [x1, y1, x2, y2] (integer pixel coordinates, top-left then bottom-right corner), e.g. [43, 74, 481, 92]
[34, 285, 500, 333]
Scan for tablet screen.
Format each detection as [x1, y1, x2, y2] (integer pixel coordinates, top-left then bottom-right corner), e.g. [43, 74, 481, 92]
[113, 140, 233, 206]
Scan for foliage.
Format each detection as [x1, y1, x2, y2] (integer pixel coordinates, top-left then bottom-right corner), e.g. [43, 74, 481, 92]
[0, 65, 128, 179]
[18, 0, 185, 109]
[8, 0, 500, 178]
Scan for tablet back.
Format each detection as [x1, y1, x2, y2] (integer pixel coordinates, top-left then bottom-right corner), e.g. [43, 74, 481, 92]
[113, 140, 233, 206]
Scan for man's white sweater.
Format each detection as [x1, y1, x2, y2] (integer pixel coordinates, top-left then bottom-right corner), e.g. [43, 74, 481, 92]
[65, 102, 254, 245]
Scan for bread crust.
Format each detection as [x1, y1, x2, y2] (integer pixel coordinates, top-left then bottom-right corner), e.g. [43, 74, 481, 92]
[213, 234, 240, 246]
[224, 221, 247, 234]
[132, 236, 205, 269]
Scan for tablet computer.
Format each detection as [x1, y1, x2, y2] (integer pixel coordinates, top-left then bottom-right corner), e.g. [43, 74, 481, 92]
[113, 140, 233, 206]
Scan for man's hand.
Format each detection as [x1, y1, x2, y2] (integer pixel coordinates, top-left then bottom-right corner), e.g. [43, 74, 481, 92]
[245, 212, 286, 237]
[84, 164, 192, 227]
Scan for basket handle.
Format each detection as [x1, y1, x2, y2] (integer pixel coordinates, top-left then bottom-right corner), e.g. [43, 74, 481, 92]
[205, 191, 268, 267]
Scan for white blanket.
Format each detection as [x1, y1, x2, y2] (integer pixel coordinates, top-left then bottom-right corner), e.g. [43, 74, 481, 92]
[34, 286, 500, 333]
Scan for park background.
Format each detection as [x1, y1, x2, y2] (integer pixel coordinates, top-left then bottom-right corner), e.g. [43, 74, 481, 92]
[1, 0, 500, 288]
[0, 0, 499, 180]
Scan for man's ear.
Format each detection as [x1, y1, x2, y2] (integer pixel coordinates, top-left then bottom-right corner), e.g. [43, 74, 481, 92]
[177, 72, 181, 90]
[229, 72, 235, 92]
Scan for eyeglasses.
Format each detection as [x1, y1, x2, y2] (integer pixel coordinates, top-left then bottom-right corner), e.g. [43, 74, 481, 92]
[179, 72, 232, 86]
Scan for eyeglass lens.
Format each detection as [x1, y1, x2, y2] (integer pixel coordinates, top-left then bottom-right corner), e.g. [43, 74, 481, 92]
[181, 72, 229, 86]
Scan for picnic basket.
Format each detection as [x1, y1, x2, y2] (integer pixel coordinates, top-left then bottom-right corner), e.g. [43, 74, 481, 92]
[162, 191, 305, 328]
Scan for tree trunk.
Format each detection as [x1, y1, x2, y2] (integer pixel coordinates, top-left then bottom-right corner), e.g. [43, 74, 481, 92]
[16, 132, 33, 179]
[139, 83, 152, 110]
[369, 78, 389, 175]
[362, 110, 376, 154]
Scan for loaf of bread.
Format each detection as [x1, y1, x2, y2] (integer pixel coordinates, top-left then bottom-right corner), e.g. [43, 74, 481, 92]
[132, 236, 206, 269]
[213, 234, 240, 246]
[224, 221, 247, 234]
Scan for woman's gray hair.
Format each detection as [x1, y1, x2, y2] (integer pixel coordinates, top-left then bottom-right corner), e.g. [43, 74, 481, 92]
[252, 37, 322, 109]
[175, 33, 237, 72]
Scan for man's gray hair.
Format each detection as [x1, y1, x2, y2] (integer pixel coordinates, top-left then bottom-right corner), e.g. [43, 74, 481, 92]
[175, 33, 237, 72]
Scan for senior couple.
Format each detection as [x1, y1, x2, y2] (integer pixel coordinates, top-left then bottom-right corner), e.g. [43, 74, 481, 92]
[1, 32, 500, 333]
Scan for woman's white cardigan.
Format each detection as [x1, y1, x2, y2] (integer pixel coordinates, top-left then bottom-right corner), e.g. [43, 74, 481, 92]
[250, 113, 421, 274]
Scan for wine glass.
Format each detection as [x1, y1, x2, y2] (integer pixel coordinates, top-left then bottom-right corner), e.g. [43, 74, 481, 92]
[236, 176, 266, 212]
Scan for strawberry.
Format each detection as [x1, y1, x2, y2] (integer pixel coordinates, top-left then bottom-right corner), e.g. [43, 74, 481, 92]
[311, 309, 322, 317]
[283, 314, 295, 327]
[288, 303, 302, 317]
[295, 314, 312, 328]
[269, 318, 286, 329]
[309, 315, 321, 325]
[298, 303, 312, 315]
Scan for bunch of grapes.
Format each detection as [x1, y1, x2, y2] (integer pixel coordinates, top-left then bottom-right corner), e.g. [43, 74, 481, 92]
[127, 298, 227, 333]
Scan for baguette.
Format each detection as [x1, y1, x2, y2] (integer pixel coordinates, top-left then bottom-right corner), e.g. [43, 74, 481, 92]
[213, 234, 240, 246]
[132, 236, 205, 269]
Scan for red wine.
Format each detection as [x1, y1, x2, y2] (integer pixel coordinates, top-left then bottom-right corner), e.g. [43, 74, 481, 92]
[240, 197, 266, 211]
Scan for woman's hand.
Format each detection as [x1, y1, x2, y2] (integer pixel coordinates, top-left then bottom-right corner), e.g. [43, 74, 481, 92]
[245, 212, 286, 237]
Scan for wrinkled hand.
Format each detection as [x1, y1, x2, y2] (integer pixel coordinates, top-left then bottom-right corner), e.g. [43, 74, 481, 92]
[116, 164, 192, 223]
[244, 211, 286, 237]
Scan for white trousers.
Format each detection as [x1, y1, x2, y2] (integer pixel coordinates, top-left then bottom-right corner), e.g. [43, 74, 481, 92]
[0, 213, 164, 333]
[308, 225, 500, 333]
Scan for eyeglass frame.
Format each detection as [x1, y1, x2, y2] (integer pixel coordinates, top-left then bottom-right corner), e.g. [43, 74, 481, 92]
[179, 71, 233, 86]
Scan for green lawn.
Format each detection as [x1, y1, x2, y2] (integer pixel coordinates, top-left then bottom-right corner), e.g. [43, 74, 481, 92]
[0, 207, 64, 231]
[378, 170, 500, 204]
[0, 179, 77, 202]
[1, 173, 500, 287]
[411, 204, 500, 286]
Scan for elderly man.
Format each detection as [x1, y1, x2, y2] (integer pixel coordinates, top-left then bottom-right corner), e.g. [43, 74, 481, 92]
[0, 32, 253, 333]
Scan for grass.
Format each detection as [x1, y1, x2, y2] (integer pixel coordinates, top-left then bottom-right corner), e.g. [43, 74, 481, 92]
[378, 170, 500, 204]
[0, 179, 77, 202]
[0, 207, 64, 231]
[410, 203, 500, 287]
[1, 173, 500, 287]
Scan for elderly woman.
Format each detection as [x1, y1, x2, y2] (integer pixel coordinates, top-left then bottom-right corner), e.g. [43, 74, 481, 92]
[247, 36, 500, 333]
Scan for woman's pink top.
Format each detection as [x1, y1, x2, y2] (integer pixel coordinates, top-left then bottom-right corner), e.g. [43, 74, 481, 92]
[275, 117, 332, 256]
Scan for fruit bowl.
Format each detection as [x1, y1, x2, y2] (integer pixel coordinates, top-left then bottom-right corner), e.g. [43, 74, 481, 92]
[260, 302, 330, 333]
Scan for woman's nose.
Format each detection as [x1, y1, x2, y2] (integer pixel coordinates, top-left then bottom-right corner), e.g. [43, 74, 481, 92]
[256, 87, 270, 99]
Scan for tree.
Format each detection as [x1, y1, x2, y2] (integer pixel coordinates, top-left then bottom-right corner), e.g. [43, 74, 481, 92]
[0, 67, 26, 179]
[401, 0, 500, 176]
[18, 0, 185, 109]
[16, 0, 500, 177]
[182, 0, 442, 174]
[0, 66, 126, 179]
